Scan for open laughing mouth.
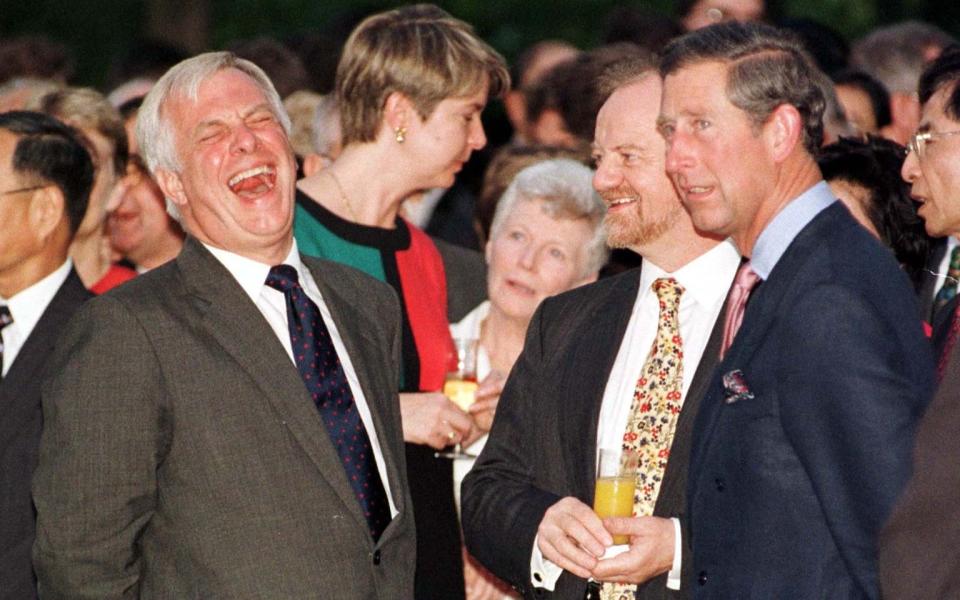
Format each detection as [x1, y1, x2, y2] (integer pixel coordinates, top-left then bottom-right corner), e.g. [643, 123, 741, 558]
[227, 165, 276, 197]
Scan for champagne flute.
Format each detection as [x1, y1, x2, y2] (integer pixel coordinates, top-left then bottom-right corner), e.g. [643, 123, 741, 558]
[435, 337, 479, 459]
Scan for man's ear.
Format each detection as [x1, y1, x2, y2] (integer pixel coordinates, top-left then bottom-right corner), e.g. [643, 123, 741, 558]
[30, 185, 66, 242]
[765, 103, 804, 162]
[154, 168, 188, 212]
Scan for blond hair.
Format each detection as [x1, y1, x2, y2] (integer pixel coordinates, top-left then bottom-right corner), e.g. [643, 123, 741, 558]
[336, 3, 509, 145]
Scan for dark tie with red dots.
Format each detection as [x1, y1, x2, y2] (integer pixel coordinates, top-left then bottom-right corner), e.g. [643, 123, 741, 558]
[266, 264, 392, 541]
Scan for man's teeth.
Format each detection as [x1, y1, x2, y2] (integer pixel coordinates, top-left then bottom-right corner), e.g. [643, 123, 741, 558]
[610, 197, 634, 206]
[688, 186, 710, 193]
[228, 165, 274, 187]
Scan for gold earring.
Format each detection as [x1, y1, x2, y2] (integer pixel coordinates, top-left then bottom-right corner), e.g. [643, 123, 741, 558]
[395, 127, 407, 143]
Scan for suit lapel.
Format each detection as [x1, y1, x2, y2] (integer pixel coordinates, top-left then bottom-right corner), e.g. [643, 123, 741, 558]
[175, 239, 372, 534]
[304, 256, 408, 522]
[1, 270, 91, 397]
[560, 269, 642, 501]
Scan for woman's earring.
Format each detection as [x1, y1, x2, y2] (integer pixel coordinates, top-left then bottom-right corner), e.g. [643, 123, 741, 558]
[395, 127, 407, 143]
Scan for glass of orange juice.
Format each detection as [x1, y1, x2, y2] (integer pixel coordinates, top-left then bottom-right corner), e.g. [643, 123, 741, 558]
[436, 337, 479, 459]
[593, 448, 638, 545]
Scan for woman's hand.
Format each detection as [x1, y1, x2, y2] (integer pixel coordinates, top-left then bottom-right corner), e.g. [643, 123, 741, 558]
[399, 392, 473, 450]
[464, 548, 518, 600]
[468, 370, 508, 435]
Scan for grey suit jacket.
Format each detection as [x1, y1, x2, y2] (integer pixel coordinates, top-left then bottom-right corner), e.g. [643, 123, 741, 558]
[0, 270, 90, 600]
[33, 238, 415, 599]
[462, 266, 729, 600]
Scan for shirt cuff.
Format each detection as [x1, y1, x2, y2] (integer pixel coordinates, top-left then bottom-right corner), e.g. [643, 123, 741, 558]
[666, 517, 682, 590]
[530, 534, 564, 590]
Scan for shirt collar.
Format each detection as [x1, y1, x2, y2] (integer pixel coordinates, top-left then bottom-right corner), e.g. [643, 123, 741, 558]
[1, 259, 72, 339]
[750, 180, 835, 280]
[640, 239, 741, 306]
[203, 240, 302, 304]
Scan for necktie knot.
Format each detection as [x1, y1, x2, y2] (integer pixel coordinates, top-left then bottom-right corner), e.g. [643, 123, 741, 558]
[266, 264, 300, 293]
[0, 305, 12, 329]
[652, 277, 684, 309]
[733, 263, 761, 294]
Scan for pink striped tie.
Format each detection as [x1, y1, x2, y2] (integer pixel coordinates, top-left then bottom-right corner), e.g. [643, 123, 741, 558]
[720, 263, 760, 359]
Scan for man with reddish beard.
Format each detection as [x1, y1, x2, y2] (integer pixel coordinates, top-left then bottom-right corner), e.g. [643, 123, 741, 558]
[32, 52, 416, 599]
[658, 23, 933, 598]
[462, 51, 740, 599]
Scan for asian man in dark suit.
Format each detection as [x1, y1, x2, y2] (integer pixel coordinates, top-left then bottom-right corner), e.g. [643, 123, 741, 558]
[658, 23, 934, 598]
[463, 51, 740, 599]
[0, 111, 94, 600]
[32, 53, 415, 599]
[881, 44, 960, 600]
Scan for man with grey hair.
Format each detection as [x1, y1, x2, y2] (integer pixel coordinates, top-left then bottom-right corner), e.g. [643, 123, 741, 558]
[32, 52, 416, 599]
[463, 49, 741, 599]
[658, 22, 933, 598]
[851, 20, 955, 145]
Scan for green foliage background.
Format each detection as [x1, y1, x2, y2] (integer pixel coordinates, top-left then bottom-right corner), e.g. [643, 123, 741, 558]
[2, 0, 959, 89]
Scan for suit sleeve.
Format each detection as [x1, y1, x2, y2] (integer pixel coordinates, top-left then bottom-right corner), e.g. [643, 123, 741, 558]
[461, 302, 564, 596]
[33, 296, 168, 600]
[777, 283, 933, 597]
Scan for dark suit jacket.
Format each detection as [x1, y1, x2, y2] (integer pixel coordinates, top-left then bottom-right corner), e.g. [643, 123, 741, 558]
[463, 265, 729, 600]
[32, 238, 416, 599]
[879, 307, 960, 599]
[0, 270, 90, 600]
[688, 204, 935, 599]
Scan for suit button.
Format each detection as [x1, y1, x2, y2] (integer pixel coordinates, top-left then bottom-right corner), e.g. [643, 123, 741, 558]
[715, 477, 725, 492]
[372, 550, 381, 565]
[698, 571, 708, 586]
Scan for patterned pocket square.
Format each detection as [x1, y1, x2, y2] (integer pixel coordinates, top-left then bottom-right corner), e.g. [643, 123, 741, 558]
[722, 369, 754, 404]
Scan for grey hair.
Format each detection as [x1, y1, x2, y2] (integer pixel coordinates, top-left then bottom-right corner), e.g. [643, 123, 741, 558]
[490, 158, 609, 277]
[661, 22, 826, 157]
[851, 21, 955, 94]
[311, 93, 342, 159]
[135, 52, 291, 220]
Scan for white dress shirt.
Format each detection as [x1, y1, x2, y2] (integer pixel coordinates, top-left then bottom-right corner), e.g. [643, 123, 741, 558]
[0, 259, 72, 377]
[204, 240, 398, 517]
[531, 240, 740, 591]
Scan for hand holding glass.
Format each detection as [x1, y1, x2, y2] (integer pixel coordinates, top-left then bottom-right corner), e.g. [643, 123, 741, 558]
[436, 337, 479, 459]
[593, 448, 638, 545]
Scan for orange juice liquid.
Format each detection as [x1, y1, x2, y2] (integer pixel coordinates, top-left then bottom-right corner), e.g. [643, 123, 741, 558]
[443, 379, 478, 411]
[593, 476, 635, 545]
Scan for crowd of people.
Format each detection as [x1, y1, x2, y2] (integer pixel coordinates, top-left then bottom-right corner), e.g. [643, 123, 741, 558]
[1, 2, 960, 599]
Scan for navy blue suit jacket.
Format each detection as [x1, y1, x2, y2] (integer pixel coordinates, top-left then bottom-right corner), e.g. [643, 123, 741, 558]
[687, 203, 935, 599]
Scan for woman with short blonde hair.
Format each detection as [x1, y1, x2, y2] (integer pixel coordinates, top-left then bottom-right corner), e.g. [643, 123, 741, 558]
[293, 5, 509, 599]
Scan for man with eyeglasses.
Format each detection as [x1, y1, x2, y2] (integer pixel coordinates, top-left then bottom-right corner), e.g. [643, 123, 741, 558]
[0, 110, 94, 600]
[880, 44, 960, 599]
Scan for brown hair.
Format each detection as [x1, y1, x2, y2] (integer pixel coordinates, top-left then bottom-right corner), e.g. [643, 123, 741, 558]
[336, 4, 509, 145]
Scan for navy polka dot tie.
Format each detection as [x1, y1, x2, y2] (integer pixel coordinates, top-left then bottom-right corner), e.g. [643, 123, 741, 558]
[266, 265, 392, 541]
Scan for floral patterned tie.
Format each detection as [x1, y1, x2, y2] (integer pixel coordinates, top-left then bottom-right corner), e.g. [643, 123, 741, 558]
[601, 278, 685, 600]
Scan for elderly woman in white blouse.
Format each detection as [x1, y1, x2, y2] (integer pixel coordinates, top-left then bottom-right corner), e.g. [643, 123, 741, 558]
[454, 158, 609, 600]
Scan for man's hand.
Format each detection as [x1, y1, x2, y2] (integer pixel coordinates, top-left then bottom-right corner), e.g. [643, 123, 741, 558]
[590, 516, 675, 584]
[536, 497, 612, 579]
[399, 392, 473, 449]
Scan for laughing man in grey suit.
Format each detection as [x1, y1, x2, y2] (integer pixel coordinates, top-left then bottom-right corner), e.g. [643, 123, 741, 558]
[463, 51, 739, 599]
[32, 52, 415, 599]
